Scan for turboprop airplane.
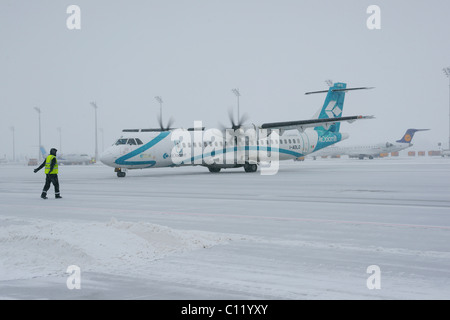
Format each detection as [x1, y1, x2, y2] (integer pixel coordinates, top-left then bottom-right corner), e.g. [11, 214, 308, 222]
[100, 82, 374, 177]
[309, 128, 429, 160]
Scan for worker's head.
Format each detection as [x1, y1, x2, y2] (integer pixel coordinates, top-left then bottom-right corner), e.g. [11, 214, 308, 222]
[50, 148, 57, 156]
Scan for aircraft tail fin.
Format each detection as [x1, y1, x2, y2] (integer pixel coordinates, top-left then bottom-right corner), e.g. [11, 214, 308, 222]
[40, 146, 47, 158]
[306, 83, 373, 133]
[396, 129, 429, 143]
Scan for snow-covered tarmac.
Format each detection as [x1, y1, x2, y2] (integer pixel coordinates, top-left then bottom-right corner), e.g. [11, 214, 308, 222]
[0, 157, 449, 299]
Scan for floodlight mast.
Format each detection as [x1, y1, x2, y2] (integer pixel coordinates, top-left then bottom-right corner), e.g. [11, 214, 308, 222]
[155, 96, 163, 125]
[34, 107, 42, 161]
[90, 102, 98, 163]
[232, 88, 241, 122]
[57, 127, 62, 154]
[99, 128, 104, 152]
[10, 126, 15, 162]
[444, 67, 450, 149]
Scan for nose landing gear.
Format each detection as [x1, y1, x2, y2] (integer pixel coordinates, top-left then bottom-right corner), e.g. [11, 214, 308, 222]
[115, 168, 127, 177]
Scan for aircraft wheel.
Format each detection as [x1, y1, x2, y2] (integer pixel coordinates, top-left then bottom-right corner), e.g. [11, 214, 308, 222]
[117, 171, 126, 177]
[208, 167, 221, 173]
[244, 163, 257, 173]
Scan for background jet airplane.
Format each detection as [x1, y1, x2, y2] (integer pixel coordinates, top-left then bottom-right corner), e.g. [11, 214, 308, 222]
[40, 146, 92, 165]
[310, 128, 430, 159]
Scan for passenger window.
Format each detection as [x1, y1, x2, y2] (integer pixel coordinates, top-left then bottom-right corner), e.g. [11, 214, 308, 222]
[288, 139, 292, 144]
[135, 138, 143, 145]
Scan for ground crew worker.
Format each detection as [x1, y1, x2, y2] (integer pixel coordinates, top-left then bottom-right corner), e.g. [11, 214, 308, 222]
[34, 148, 62, 199]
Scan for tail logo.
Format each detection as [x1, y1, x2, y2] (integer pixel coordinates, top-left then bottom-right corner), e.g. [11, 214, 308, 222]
[325, 100, 342, 118]
[404, 134, 412, 142]
[319, 135, 337, 143]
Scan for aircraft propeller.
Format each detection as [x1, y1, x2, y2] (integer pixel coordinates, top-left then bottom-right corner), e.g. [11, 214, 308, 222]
[157, 113, 175, 131]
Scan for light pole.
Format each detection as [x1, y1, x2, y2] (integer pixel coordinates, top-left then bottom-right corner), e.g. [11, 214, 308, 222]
[155, 96, 163, 126]
[57, 127, 62, 154]
[34, 107, 42, 161]
[10, 126, 15, 162]
[90, 102, 98, 162]
[232, 88, 241, 122]
[99, 128, 104, 152]
[443, 67, 450, 150]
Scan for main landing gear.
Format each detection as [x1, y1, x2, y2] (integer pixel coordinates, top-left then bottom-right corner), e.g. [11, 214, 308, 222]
[207, 163, 258, 173]
[243, 163, 258, 173]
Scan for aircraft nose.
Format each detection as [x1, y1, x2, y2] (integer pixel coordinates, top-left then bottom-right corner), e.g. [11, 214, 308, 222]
[100, 150, 115, 166]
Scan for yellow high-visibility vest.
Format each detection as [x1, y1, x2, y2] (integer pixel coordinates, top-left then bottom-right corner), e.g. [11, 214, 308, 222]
[45, 155, 58, 174]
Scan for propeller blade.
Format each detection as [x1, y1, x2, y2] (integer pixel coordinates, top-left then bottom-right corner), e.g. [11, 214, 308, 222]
[239, 112, 249, 126]
[227, 108, 237, 129]
[217, 121, 228, 132]
[157, 113, 164, 130]
[165, 116, 175, 130]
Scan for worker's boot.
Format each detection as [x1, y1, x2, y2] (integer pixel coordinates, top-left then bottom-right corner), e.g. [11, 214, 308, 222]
[55, 194, 62, 199]
[41, 192, 48, 199]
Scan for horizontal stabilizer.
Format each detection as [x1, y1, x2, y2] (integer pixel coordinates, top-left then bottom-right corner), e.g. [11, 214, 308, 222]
[305, 87, 374, 95]
[261, 115, 374, 132]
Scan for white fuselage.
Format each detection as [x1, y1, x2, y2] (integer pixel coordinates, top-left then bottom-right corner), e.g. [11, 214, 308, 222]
[311, 142, 412, 158]
[441, 149, 450, 157]
[59, 154, 92, 165]
[100, 127, 348, 170]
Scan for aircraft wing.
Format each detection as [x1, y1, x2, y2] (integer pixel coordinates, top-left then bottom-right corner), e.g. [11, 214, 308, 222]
[260, 115, 374, 132]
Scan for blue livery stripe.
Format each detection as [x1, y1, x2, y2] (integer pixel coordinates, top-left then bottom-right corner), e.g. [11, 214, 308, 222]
[114, 131, 170, 166]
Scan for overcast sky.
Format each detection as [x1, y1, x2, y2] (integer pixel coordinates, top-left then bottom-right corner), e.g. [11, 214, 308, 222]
[1, 0, 449, 159]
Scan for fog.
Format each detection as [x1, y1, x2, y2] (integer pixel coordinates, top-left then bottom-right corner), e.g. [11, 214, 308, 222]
[1, 0, 449, 160]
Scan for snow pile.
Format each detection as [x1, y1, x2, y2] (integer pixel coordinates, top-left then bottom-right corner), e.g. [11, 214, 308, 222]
[0, 216, 236, 281]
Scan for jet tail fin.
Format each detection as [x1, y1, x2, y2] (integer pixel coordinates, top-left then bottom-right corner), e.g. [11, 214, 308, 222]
[396, 129, 429, 143]
[40, 146, 47, 158]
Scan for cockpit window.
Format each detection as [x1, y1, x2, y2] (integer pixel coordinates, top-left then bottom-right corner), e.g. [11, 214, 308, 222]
[115, 139, 128, 145]
[127, 139, 136, 145]
[136, 138, 143, 145]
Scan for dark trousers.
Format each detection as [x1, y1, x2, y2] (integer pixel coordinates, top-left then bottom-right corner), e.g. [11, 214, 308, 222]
[42, 174, 60, 194]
